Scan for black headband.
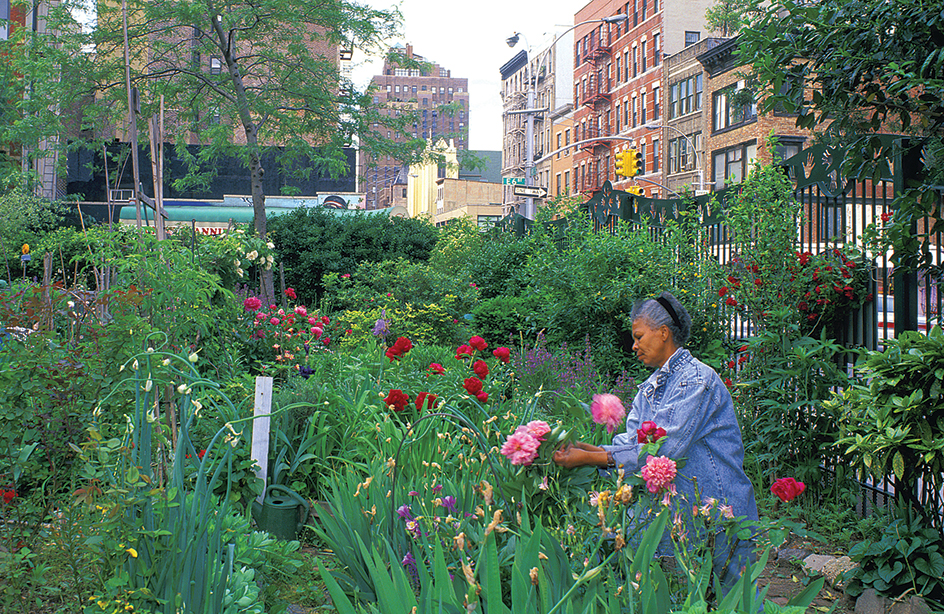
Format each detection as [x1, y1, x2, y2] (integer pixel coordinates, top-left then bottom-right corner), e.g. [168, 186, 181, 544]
[656, 296, 683, 332]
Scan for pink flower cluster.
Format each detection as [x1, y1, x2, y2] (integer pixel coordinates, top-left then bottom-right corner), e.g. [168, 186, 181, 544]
[500, 420, 551, 466]
[591, 394, 626, 434]
[641, 455, 678, 493]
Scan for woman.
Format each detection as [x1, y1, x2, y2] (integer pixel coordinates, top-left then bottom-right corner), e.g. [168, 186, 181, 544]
[553, 291, 758, 591]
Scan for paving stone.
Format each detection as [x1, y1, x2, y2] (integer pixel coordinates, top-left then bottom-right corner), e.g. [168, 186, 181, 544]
[888, 595, 931, 614]
[803, 553, 834, 574]
[855, 588, 888, 614]
[822, 555, 856, 589]
[770, 597, 790, 607]
[777, 547, 812, 561]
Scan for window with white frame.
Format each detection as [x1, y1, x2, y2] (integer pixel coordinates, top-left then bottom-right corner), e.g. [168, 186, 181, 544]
[712, 82, 757, 132]
[712, 141, 757, 188]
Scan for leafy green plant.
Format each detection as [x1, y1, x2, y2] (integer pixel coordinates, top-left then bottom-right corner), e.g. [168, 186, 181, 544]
[845, 514, 944, 604]
[828, 326, 944, 528]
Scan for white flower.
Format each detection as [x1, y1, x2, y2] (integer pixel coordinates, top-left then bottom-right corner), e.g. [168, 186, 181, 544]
[144, 378, 153, 392]
[234, 259, 241, 268]
[177, 384, 189, 394]
[245, 250, 258, 261]
[236, 267, 244, 277]
[266, 242, 274, 249]
[188, 352, 199, 363]
[266, 254, 274, 264]
[258, 256, 266, 264]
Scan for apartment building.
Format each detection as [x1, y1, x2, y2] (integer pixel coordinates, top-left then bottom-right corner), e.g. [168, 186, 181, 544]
[499, 30, 574, 216]
[572, 0, 714, 198]
[363, 44, 470, 210]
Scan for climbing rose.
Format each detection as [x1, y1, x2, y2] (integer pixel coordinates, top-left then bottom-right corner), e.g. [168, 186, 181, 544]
[243, 297, 262, 311]
[493, 346, 511, 363]
[285, 287, 297, 300]
[472, 360, 489, 379]
[725, 296, 738, 306]
[770, 477, 806, 502]
[591, 394, 625, 434]
[637, 421, 667, 444]
[718, 287, 728, 297]
[384, 389, 410, 413]
[641, 456, 678, 493]
[468, 336, 488, 351]
[500, 431, 541, 466]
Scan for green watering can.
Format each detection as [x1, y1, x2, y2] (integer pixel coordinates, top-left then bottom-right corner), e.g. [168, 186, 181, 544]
[251, 484, 311, 541]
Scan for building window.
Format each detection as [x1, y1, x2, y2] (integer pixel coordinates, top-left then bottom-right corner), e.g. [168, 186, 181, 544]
[653, 0, 658, 13]
[633, 0, 638, 26]
[556, 173, 562, 195]
[632, 97, 638, 127]
[640, 91, 647, 125]
[639, 142, 647, 174]
[556, 133, 562, 159]
[712, 84, 757, 132]
[477, 215, 501, 229]
[632, 47, 638, 78]
[652, 86, 660, 120]
[623, 50, 629, 81]
[653, 139, 660, 172]
[668, 132, 701, 174]
[685, 31, 700, 46]
[640, 0, 647, 20]
[653, 33, 660, 67]
[713, 141, 758, 188]
[641, 40, 647, 72]
[616, 103, 621, 132]
[564, 170, 571, 190]
[210, 57, 222, 75]
[616, 56, 621, 83]
[669, 74, 702, 119]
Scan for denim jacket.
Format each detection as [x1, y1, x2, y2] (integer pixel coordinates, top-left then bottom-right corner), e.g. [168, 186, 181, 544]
[602, 347, 758, 523]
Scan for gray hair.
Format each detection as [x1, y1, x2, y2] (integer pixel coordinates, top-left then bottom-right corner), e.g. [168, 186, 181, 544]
[630, 291, 692, 347]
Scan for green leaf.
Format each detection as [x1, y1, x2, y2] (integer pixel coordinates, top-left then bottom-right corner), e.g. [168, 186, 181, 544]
[892, 451, 905, 480]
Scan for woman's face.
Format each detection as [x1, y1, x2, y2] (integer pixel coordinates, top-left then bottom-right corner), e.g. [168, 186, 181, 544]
[631, 319, 674, 369]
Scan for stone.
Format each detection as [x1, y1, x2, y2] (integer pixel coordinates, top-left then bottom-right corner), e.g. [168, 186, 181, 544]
[777, 547, 812, 561]
[888, 595, 932, 614]
[803, 554, 835, 574]
[822, 555, 857, 589]
[770, 597, 789, 607]
[855, 588, 888, 614]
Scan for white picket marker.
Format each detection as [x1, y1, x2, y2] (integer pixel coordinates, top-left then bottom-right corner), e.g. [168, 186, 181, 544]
[251, 376, 273, 503]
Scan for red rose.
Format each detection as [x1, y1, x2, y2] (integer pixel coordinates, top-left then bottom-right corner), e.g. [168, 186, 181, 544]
[881, 212, 892, 223]
[428, 362, 445, 375]
[738, 355, 747, 364]
[1, 489, 15, 504]
[843, 286, 854, 300]
[455, 344, 473, 359]
[798, 301, 809, 311]
[739, 345, 749, 352]
[285, 287, 297, 300]
[866, 293, 874, 303]
[718, 286, 728, 297]
[637, 421, 667, 444]
[770, 477, 806, 502]
[415, 392, 438, 412]
[754, 278, 763, 286]
[724, 378, 733, 388]
[725, 296, 738, 306]
[472, 360, 489, 379]
[384, 389, 411, 412]
[322, 337, 331, 346]
[321, 315, 330, 325]
[469, 336, 488, 351]
[797, 252, 811, 266]
[197, 449, 206, 459]
[493, 347, 511, 363]
[727, 275, 741, 288]
[463, 377, 483, 395]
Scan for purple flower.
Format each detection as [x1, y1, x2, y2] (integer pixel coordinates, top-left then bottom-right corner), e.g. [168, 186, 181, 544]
[396, 504, 414, 521]
[440, 495, 458, 515]
[432, 485, 443, 494]
[408, 490, 419, 496]
[401, 551, 416, 567]
[372, 309, 389, 339]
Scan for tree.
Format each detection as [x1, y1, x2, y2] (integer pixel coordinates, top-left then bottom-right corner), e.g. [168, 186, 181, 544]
[738, 0, 944, 271]
[704, 0, 762, 37]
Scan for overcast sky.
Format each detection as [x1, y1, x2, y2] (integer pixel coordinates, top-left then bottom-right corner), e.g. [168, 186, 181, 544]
[350, 0, 585, 152]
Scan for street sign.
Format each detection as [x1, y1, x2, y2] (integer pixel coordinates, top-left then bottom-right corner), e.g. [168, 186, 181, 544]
[502, 177, 525, 185]
[512, 185, 548, 199]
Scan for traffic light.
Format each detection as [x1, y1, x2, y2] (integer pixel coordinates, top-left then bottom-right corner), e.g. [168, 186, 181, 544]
[628, 186, 644, 196]
[614, 151, 628, 177]
[626, 148, 643, 177]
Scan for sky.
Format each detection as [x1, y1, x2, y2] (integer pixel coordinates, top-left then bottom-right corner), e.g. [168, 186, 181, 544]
[350, 0, 587, 152]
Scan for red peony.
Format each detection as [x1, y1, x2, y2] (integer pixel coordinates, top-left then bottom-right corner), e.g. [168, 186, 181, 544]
[455, 344, 473, 359]
[285, 287, 297, 300]
[472, 360, 489, 379]
[463, 377, 483, 395]
[428, 362, 445, 375]
[415, 392, 439, 412]
[384, 389, 411, 412]
[385, 336, 413, 361]
[637, 420, 667, 444]
[469, 336, 488, 351]
[770, 477, 806, 502]
[243, 297, 262, 311]
[493, 347, 511, 363]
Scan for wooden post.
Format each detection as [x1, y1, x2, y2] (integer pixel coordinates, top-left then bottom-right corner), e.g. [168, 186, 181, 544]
[251, 376, 273, 502]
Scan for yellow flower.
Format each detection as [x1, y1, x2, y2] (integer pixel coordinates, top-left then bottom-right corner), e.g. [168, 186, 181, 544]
[126, 547, 138, 558]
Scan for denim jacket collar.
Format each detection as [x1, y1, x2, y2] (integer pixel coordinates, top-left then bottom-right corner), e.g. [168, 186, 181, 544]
[640, 347, 692, 396]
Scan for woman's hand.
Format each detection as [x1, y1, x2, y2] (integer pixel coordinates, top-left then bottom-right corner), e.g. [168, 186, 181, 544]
[553, 442, 608, 468]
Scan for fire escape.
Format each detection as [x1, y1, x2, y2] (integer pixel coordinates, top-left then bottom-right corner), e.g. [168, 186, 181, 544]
[577, 26, 614, 194]
[502, 89, 527, 216]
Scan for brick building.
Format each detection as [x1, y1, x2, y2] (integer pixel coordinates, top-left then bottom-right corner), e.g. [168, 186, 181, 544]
[572, 0, 714, 199]
[363, 44, 470, 210]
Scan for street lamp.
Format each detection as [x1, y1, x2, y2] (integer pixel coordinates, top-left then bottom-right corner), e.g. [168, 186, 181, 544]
[644, 123, 705, 192]
[507, 14, 628, 219]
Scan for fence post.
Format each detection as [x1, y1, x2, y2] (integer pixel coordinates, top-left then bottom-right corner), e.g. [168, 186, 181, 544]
[892, 139, 922, 336]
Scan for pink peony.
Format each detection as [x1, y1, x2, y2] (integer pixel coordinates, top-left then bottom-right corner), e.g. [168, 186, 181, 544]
[500, 431, 541, 466]
[270, 318, 281, 326]
[641, 456, 678, 494]
[294, 305, 308, 316]
[255, 312, 267, 321]
[243, 296, 262, 311]
[524, 420, 551, 441]
[591, 394, 626, 434]
[311, 326, 323, 338]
